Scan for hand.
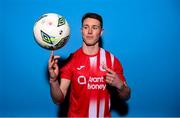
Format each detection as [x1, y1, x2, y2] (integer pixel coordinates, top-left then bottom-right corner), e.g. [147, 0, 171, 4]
[48, 51, 60, 82]
[104, 66, 123, 89]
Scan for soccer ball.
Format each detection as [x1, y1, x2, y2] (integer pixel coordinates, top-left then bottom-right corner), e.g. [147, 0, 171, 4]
[33, 13, 70, 50]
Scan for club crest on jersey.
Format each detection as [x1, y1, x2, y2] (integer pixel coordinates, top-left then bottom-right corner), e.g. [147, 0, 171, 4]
[99, 64, 106, 72]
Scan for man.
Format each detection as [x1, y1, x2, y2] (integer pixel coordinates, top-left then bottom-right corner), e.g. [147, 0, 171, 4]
[48, 12, 131, 117]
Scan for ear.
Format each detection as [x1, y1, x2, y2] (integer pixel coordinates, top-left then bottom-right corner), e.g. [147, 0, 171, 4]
[81, 27, 83, 33]
[100, 28, 104, 36]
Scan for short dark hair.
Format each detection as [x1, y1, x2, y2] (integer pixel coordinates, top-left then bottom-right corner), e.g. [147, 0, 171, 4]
[81, 12, 103, 28]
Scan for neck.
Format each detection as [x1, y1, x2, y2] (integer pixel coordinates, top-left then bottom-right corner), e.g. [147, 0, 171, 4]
[82, 43, 100, 55]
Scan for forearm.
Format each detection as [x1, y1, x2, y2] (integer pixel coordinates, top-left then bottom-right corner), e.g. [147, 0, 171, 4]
[116, 85, 131, 101]
[50, 79, 64, 104]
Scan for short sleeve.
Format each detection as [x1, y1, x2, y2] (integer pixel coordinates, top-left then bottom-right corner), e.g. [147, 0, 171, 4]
[114, 57, 126, 83]
[59, 54, 74, 80]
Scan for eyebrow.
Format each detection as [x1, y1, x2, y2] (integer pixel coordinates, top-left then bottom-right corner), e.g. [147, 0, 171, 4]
[82, 24, 100, 27]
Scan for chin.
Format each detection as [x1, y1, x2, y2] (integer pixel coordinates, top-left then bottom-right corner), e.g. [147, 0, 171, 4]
[83, 40, 98, 46]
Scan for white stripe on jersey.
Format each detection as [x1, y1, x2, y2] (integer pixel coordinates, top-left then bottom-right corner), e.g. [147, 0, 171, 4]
[89, 100, 97, 117]
[100, 48, 107, 71]
[110, 53, 114, 69]
[99, 98, 105, 117]
[90, 56, 97, 69]
[88, 48, 114, 117]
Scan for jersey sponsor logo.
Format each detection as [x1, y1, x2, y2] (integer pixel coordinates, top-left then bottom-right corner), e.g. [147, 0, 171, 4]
[77, 76, 86, 85]
[77, 75, 106, 90]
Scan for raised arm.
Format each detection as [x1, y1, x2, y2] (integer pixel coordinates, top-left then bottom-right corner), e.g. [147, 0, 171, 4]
[49, 78, 70, 104]
[48, 51, 71, 104]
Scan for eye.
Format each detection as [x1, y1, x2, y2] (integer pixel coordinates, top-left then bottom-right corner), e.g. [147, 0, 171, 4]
[92, 27, 98, 30]
[83, 26, 89, 29]
[92, 25, 100, 30]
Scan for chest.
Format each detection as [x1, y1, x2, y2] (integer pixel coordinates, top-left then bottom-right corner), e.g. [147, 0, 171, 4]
[71, 56, 111, 90]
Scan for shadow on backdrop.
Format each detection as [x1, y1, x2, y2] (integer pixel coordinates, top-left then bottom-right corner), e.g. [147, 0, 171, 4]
[108, 85, 129, 116]
[46, 37, 129, 117]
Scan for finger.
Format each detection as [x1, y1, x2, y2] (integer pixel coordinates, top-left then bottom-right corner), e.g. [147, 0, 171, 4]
[50, 56, 59, 67]
[49, 52, 60, 63]
[106, 73, 115, 78]
[105, 77, 113, 84]
[50, 51, 54, 60]
[105, 67, 115, 74]
[53, 61, 58, 68]
[49, 62, 55, 70]
[51, 51, 54, 56]
[55, 59, 58, 64]
[49, 59, 54, 68]
[49, 60, 55, 69]
[50, 51, 60, 60]
[106, 76, 111, 82]
[105, 77, 110, 83]
[54, 55, 60, 60]
[49, 51, 54, 63]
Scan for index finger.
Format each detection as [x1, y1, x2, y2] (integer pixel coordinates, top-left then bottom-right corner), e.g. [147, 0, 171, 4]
[50, 51, 60, 61]
[104, 66, 115, 74]
[49, 51, 54, 63]
[50, 51, 54, 57]
[49, 51, 54, 62]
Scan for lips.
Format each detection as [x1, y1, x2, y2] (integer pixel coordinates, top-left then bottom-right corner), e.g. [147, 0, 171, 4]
[86, 36, 93, 39]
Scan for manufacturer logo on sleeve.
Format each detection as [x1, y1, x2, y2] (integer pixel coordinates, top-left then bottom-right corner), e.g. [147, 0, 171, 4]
[77, 65, 85, 70]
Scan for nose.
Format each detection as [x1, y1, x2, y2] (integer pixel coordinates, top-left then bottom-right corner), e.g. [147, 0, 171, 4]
[88, 27, 92, 34]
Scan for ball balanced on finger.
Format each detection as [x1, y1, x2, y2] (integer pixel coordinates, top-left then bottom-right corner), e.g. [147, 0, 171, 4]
[33, 13, 70, 50]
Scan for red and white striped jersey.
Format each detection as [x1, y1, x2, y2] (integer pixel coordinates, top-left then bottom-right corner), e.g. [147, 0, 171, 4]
[60, 48, 126, 117]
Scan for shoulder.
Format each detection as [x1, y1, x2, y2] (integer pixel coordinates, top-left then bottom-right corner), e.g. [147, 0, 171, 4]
[101, 48, 114, 56]
[101, 48, 122, 65]
[65, 47, 83, 63]
[70, 48, 82, 58]
[100, 48, 117, 60]
[60, 48, 82, 69]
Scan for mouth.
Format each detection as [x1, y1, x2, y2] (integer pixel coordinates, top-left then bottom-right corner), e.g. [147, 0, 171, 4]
[86, 36, 93, 39]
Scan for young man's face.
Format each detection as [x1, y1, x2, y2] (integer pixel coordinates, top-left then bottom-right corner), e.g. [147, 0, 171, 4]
[81, 18, 103, 46]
